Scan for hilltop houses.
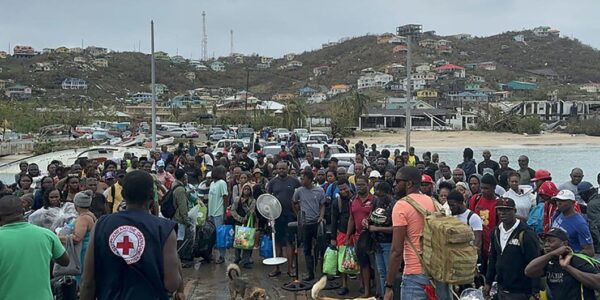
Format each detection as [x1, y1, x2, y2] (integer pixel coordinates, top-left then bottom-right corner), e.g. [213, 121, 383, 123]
[34, 62, 52, 72]
[62, 78, 88, 90]
[4, 84, 32, 99]
[580, 83, 600, 93]
[329, 84, 351, 97]
[313, 66, 329, 77]
[284, 53, 295, 61]
[13, 45, 36, 58]
[171, 55, 186, 64]
[357, 72, 393, 89]
[210, 61, 225, 72]
[435, 64, 466, 78]
[86, 46, 108, 57]
[92, 58, 108, 67]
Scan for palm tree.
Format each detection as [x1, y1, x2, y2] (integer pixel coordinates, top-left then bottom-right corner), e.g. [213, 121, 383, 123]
[286, 98, 307, 128]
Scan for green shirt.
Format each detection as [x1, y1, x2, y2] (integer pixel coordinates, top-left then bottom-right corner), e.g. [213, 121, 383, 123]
[208, 179, 228, 217]
[0, 222, 65, 300]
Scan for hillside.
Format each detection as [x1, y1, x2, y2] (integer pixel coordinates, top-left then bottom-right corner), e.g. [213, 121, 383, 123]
[1, 28, 600, 102]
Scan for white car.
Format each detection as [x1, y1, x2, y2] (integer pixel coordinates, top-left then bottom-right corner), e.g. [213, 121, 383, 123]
[293, 128, 309, 140]
[165, 127, 198, 138]
[274, 128, 290, 140]
[212, 139, 245, 156]
[304, 133, 329, 143]
[307, 143, 346, 158]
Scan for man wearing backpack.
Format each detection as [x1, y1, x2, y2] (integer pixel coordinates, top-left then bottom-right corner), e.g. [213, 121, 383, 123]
[384, 166, 452, 300]
[525, 228, 600, 300]
[169, 169, 193, 267]
[485, 198, 541, 300]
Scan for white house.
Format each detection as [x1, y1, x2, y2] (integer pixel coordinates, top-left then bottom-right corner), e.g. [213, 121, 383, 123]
[285, 53, 295, 61]
[86, 46, 108, 56]
[513, 34, 525, 42]
[357, 72, 393, 89]
[401, 78, 427, 91]
[74, 56, 86, 63]
[533, 26, 551, 37]
[62, 78, 88, 90]
[308, 92, 327, 104]
[388, 35, 407, 44]
[580, 83, 600, 93]
[328, 84, 351, 97]
[415, 64, 431, 73]
[211, 61, 225, 72]
[69, 47, 83, 54]
[92, 58, 108, 67]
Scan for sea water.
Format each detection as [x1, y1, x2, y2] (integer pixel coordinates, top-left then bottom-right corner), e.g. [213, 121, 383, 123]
[0, 145, 599, 185]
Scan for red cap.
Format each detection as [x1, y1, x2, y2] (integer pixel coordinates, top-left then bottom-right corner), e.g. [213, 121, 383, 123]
[538, 181, 559, 198]
[421, 175, 434, 184]
[531, 169, 552, 182]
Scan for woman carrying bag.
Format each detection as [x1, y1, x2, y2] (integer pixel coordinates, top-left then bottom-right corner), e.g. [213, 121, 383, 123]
[231, 183, 257, 269]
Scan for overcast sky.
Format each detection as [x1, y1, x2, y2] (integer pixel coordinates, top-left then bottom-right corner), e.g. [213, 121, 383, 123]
[2, 0, 599, 59]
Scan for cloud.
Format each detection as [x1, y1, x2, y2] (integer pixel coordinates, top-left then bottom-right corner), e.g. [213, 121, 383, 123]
[1, 0, 598, 58]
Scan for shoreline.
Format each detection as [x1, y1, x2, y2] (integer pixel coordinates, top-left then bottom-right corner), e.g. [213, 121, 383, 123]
[351, 130, 600, 150]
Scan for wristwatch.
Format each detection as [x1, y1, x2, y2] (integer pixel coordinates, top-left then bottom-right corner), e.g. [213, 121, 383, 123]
[384, 282, 394, 289]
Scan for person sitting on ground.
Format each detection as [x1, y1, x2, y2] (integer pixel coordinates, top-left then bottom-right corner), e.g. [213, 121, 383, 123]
[525, 228, 600, 300]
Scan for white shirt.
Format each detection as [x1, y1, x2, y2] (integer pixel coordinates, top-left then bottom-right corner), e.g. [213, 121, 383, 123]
[503, 189, 536, 219]
[202, 154, 213, 167]
[499, 219, 520, 251]
[456, 209, 483, 232]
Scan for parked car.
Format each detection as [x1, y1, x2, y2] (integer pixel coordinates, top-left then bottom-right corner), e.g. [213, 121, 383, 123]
[238, 127, 255, 140]
[307, 143, 346, 158]
[293, 128, 309, 140]
[209, 129, 234, 141]
[274, 128, 290, 140]
[262, 145, 285, 157]
[165, 127, 198, 138]
[304, 133, 330, 143]
[212, 139, 245, 156]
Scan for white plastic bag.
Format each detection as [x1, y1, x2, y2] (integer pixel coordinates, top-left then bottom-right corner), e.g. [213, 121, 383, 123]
[188, 205, 200, 226]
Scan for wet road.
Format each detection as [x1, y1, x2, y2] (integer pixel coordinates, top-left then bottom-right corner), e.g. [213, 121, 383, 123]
[183, 252, 369, 299]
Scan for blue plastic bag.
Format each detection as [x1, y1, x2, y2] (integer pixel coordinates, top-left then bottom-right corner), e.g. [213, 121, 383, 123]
[527, 202, 544, 234]
[260, 234, 273, 258]
[216, 224, 234, 248]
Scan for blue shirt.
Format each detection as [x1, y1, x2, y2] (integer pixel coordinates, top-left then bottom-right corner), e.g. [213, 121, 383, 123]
[552, 213, 593, 252]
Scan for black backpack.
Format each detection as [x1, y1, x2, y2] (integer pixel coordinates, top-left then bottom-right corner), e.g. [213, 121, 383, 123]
[161, 185, 184, 219]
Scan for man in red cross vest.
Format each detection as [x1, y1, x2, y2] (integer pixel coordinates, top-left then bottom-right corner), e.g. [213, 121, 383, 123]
[80, 171, 184, 300]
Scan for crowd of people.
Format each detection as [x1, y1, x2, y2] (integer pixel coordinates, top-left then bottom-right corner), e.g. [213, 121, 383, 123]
[1, 136, 600, 299]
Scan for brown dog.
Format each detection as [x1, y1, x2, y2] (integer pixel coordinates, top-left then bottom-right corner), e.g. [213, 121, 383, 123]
[227, 264, 267, 300]
[311, 276, 376, 300]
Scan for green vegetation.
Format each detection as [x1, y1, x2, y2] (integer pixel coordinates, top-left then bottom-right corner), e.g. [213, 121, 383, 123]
[566, 119, 600, 136]
[476, 106, 541, 134]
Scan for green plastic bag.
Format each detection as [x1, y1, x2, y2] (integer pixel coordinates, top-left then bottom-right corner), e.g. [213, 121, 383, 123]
[339, 246, 360, 274]
[323, 247, 338, 275]
[233, 214, 256, 250]
[197, 204, 208, 227]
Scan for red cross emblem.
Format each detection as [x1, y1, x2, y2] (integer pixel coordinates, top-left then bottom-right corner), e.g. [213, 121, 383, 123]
[109, 225, 146, 264]
[116, 236, 134, 255]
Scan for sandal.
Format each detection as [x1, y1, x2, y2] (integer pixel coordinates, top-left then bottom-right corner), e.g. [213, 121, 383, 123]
[268, 270, 281, 277]
[287, 271, 296, 278]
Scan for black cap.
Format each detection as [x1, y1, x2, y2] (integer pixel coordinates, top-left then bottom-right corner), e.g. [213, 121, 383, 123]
[544, 228, 569, 241]
[496, 197, 516, 209]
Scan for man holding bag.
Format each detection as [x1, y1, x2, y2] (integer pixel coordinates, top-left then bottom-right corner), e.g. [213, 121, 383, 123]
[292, 170, 326, 281]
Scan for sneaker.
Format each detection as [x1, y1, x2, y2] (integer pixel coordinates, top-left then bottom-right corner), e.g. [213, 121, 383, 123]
[336, 287, 349, 296]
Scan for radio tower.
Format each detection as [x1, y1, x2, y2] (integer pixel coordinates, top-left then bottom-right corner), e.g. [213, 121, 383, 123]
[230, 30, 234, 56]
[201, 11, 208, 61]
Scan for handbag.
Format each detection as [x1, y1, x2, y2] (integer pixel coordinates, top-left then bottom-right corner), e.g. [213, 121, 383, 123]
[260, 234, 273, 258]
[51, 276, 77, 300]
[339, 246, 360, 274]
[323, 246, 338, 275]
[53, 235, 82, 276]
[216, 224, 234, 248]
[234, 214, 256, 250]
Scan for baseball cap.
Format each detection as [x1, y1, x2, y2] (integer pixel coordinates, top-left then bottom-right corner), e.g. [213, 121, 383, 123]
[496, 198, 516, 209]
[421, 175, 434, 184]
[253, 168, 263, 175]
[538, 181, 559, 198]
[104, 171, 116, 180]
[369, 170, 381, 178]
[578, 181, 595, 195]
[544, 228, 569, 241]
[531, 169, 552, 182]
[156, 160, 165, 167]
[553, 190, 576, 201]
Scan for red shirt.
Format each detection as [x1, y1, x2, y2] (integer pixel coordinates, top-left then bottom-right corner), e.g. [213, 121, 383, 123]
[350, 193, 374, 241]
[469, 194, 499, 258]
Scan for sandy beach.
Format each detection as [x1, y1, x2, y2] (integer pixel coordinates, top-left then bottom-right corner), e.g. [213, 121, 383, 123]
[352, 130, 600, 150]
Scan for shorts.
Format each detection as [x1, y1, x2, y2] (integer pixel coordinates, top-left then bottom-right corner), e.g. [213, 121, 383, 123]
[275, 215, 296, 246]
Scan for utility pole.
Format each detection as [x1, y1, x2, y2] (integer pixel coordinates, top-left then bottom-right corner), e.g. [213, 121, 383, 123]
[202, 11, 208, 61]
[244, 68, 250, 111]
[230, 29, 234, 57]
[151, 20, 157, 151]
[397, 24, 422, 150]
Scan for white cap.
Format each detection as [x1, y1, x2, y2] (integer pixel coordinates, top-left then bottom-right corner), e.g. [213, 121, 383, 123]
[369, 170, 381, 178]
[553, 190, 576, 201]
[206, 171, 212, 178]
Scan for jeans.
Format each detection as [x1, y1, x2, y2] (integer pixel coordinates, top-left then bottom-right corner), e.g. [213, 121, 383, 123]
[374, 243, 391, 296]
[401, 274, 452, 300]
[302, 223, 319, 256]
[210, 215, 226, 258]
